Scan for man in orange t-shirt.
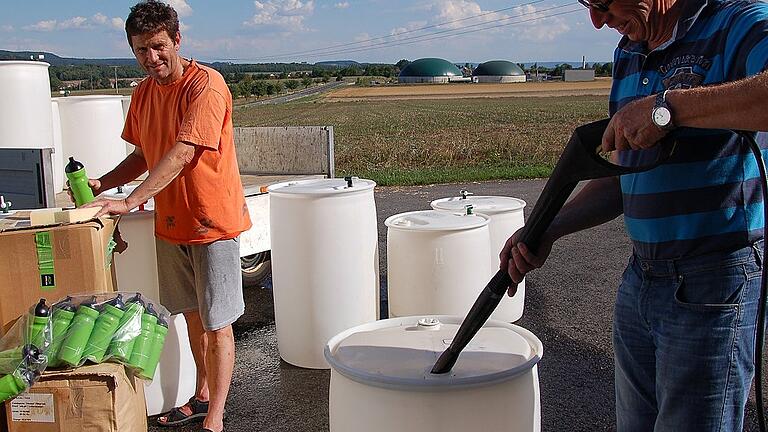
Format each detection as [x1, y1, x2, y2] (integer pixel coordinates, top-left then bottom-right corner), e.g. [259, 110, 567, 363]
[84, 2, 249, 431]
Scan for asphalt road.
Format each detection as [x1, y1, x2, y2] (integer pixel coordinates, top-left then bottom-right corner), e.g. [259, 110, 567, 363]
[148, 179, 765, 432]
[233, 81, 350, 108]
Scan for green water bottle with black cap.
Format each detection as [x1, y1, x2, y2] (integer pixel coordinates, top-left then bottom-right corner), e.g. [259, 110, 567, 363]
[108, 293, 145, 363]
[0, 369, 38, 403]
[47, 297, 77, 367]
[0, 345, 44, 375]
[127, 302, 158, 373]
[138, 314, 169, 380]
[26, 299, 50, 350]
[58, 296, 99, 367]
[65, 156, 95, 207]
[83, 294, 126, 364]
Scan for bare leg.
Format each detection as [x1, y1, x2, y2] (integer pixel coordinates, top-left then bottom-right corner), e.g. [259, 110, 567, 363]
[201, 324, 235, 432]
[157, 311, 209, 422]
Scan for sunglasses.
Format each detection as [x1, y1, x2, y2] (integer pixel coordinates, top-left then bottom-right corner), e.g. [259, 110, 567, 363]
[578, 0, 613, 12]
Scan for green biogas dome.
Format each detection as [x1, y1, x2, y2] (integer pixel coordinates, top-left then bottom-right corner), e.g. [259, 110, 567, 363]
[398, 58, 463, 84]
[472, 60, 526, 83]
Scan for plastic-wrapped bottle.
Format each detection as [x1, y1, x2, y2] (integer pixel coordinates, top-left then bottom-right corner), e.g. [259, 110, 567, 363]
[138, 314, 169, 380]
[47, 297, 78, 367]
[0, 345, 44, 375]
[127, 303, 158, 372]
[58, 297, 99, 367]
[64, 157, 95, 207]
[82, 294, 126, 364]
[108, 293, 145, 363]
[26, 299, 50, 350]
[0, 369, 38, 403]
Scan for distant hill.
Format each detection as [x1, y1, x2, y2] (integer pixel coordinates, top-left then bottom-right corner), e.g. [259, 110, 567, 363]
[0, 50, 137, 66]
[315, 60, 362, 68]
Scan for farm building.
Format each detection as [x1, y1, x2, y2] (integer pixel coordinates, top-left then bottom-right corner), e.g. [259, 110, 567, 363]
[472, 60, 526, 83]
[398, 58, 463, 84]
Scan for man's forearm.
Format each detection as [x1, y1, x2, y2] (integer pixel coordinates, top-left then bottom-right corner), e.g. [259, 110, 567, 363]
[668, 71, 768, 132]
[546, 176, 624, 242]
[98, 151, 148, 192]
[124, 141, 196, 210]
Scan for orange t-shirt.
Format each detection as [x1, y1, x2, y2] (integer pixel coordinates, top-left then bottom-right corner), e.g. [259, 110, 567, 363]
[122, 60, 252, 244]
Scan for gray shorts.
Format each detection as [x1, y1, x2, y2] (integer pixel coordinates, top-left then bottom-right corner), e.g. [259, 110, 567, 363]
[155, 237, 245, 331]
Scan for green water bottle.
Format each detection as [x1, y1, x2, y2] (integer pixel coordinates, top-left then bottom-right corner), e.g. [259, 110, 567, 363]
[82, 294, 126, 364]
[127, 303, 158, 373]
[0, 345, 43, 375]
[65, 156, 95, 207]
[138, 314, 169, 380]
[47, 297, 77, 367]
[0, 369, 37, 403]
[26, 299, 50, 350]
[108, 293, 145, 363]
[58, 297, 99, 367]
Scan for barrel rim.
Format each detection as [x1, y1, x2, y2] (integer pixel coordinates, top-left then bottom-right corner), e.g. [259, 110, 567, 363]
[324, 315, 543, 391]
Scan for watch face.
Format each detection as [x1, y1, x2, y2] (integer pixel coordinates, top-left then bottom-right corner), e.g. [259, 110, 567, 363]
[653, 107, 671, 127]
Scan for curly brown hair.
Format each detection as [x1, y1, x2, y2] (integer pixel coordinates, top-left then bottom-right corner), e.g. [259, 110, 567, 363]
[125, 1, 180, 48]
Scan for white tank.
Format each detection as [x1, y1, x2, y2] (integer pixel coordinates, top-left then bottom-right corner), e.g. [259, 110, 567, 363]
[431, 194, 527, 321]
[326, 315, 542, 432]
[386, 210, 496, 319]
[120, 96, 135, 155]
[268, 177, 379, 369]
[50, 100, 65, 193]
[104, 186, 196, 416]
[0, 61, 54, 150]
[56, 95, 128, 179]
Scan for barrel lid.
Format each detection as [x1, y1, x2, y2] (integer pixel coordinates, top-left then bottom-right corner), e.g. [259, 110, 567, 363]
[0, 61, 50, 68]
[267, 178, 376, 196]
[325, 316, 542, 390]
[431, 196, 526, 215]
[384, 210, 489, 232]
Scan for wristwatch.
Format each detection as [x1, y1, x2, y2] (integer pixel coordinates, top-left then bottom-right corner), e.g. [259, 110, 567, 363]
[651, 90, 675, 130]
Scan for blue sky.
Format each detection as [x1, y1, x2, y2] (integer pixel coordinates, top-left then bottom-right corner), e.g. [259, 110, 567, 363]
[0, 0, 620, 64]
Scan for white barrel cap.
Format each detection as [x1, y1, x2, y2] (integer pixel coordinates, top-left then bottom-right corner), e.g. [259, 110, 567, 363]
[431, 195, 526, 216]
[384, 210, 489, 232]
[325, 315, 543, 390]
[267, 177, 376, 196]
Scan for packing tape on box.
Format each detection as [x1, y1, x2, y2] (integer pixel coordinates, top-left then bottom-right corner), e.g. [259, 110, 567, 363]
[34, 232, 55, 291]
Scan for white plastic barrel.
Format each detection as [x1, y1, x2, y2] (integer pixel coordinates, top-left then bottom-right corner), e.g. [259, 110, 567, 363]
[50, 100, 65, 193]
[431, 195, 527, 321]
[268, 178, 379, 369]
[56, 95, 128, 178]
[385, 210, 496, 319]
[326, 315, 542, 432]
[106, 187, 196, 416]
[120, 96, 135, 155]
[0, 61, 54, 150]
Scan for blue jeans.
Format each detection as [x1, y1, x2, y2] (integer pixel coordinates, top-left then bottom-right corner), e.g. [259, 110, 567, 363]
[614, 241, 764, 432]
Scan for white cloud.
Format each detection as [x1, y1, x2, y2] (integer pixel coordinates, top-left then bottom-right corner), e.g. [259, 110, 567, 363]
[23, 14, 125, 32]
[514, 4, 571, 42]
[164, 0, 194, 17]
[244, 0, 315, 31]
[180, 22, 191, 32]
[0, 25, 13, 32]
[334, 2, 349, 9]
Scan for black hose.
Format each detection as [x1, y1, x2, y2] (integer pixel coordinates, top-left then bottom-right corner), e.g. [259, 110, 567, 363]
[738, 130, 767, 432]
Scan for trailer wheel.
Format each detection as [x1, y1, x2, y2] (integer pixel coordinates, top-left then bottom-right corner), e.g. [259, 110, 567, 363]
[241, 251, 271, 288]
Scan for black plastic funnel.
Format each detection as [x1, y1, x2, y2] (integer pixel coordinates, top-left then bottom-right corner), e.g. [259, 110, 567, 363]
[431, 118, 676, 374]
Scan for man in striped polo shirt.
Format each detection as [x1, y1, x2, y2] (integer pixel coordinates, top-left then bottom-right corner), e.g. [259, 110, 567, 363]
[501, 0, 768, 430]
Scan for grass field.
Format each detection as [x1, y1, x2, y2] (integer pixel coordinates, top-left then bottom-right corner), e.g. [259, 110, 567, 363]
[233, 91, 609, 185]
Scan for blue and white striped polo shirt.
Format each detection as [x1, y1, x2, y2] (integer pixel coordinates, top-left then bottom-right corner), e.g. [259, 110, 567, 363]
[611, 0, 768, 259]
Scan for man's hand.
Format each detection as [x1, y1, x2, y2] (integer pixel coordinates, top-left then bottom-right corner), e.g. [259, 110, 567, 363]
[499, 229, 553, 296]
[65, 178, 103, 204]
[602, 95, 669, 153]
[81, 197, 130, 218]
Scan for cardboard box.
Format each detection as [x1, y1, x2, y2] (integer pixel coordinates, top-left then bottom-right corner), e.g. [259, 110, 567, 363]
[5, 363, 147, 432]
[0, 215, 117, 333]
